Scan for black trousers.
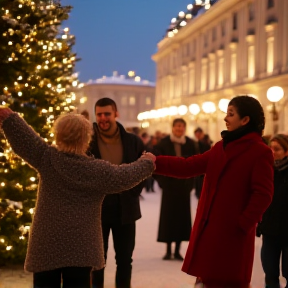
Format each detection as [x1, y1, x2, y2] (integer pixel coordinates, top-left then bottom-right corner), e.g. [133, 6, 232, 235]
[33, 266, 92, 288]
[92, 220, 136, 288]
[261, 234, 288, 288]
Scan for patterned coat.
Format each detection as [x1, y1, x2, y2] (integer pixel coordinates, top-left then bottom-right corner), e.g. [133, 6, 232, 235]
[2, 113, 154, 273]
[154, 132, 274, 286]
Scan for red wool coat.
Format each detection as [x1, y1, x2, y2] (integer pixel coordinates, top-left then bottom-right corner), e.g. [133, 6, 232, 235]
[154, 132, 274, 286]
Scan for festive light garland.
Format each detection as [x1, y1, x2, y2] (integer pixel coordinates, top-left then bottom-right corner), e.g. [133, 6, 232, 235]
[166, 0, 219, 38]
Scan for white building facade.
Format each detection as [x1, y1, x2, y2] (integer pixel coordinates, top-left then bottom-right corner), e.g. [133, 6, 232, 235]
[143, 0, 288, 141]
[75, 72, 155, 129]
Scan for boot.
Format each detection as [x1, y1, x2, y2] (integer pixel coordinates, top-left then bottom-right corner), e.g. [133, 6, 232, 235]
[174, 241, 184, 261]
[162, 242, 172, 260]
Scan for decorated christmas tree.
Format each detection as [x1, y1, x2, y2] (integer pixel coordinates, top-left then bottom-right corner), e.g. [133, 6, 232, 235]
[0, 0, 79, 265]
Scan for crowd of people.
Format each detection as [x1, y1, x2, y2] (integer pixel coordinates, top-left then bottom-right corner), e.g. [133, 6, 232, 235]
[0, 95, 287, 288]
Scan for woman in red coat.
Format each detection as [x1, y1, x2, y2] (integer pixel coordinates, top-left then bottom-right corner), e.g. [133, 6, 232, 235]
[153, 96, 274, 288]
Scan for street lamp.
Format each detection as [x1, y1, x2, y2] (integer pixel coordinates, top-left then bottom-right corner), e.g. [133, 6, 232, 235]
[267, 86, 284, 134]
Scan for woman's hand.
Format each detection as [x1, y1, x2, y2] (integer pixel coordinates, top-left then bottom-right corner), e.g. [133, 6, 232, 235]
[141, 152, 156, 163]
[0, 107, 13, 125]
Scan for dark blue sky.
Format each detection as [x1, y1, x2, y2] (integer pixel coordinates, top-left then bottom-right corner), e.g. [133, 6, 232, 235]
[61, 0, 190, 83]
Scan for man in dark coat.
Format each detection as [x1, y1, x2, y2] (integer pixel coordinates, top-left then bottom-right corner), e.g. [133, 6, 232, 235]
[193, 127, 213, 199]
[89, 98, 145, 288]
[153, 118, 198, 260]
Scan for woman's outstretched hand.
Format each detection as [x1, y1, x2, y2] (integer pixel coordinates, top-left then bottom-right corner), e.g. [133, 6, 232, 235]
[0, 107, 13, 126]
[141, 152, 156, 163]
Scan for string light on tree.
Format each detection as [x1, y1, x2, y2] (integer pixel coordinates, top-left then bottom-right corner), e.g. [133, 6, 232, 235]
[0, 0, 82, 265]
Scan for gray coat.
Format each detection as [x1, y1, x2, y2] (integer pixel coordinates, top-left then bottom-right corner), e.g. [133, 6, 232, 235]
[2, 113, 154, 273]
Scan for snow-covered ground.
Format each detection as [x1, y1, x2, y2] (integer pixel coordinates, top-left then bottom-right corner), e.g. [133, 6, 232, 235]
[0, 183, 285, 288]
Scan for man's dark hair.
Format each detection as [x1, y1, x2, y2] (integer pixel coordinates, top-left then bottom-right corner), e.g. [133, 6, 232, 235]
[172, 118, 186, 127]
[194, 127, 203, 134]
[95, 98, 118, 112]
[229, 95, 265, 134]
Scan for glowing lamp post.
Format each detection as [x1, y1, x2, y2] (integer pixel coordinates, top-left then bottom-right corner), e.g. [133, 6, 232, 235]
[267, 86, 284, 134]
[189, 104, 200, 116]
[218, 99, 230, 113]
[202, 101, 216, 114]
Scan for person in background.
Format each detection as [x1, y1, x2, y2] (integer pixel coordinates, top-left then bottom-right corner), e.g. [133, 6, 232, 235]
[152, 95, 274, 288]
[80, 109, 90, 120]
[141, 132, 155, 192]
[194, 127, 213, 153]
[153, 118, 198, 261]
[257, 134, 288, 288]
[0, 107, 155, 288]
[89, 98, 146, 288]
[193, 127, 213, 199]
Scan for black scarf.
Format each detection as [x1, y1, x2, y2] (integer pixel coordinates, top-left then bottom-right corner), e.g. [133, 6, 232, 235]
[221, 125, 257, 148]
[274, 156, 288, 171]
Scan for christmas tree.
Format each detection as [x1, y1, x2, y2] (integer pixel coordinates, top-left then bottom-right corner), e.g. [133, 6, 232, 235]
[0, 0, 79, 265]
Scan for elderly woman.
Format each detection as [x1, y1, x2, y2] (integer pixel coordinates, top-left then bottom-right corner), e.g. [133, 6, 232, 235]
[151, 95, 274, 288]
[0, 107, 155, 288]
[257, 134, 288, 288]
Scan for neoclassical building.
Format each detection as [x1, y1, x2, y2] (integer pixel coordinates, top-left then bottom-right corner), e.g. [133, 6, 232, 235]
[140, 0, 288, 141]
[75, 72, 155, 129]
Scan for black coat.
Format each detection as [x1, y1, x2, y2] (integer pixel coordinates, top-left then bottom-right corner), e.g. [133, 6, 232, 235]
[257, 165, 288, 241]
[88, 122, 145, 224]
[153, 136, 198, 242]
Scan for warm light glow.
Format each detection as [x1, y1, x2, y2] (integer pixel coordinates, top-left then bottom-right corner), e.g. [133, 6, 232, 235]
[80, 97, 87, 104]
[218, 99, 230, 113]
[168, 106, 178, 116]
[178, 11, 185, 18]
[128, 71, 135, 77]
[135, 76, 141, 82]
[187, 4, 193, 10]
[178, 105, 188, 116]
[267, 86, 284, 103]
[180, 21, 187, 27]
[189, 104, 200, 115]
[171, 18, 177, 23]
[202, 102, 216, 114]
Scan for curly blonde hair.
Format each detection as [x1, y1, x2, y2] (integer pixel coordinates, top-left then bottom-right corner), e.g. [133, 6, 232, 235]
[53, 113, 92, 155]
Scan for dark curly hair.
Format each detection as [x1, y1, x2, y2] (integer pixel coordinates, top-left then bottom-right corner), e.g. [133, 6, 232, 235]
[228, 95, 265, 135]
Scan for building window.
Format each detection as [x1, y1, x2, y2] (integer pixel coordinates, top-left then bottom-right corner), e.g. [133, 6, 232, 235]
[267, 0, 274, 9]
[121, 96, 128, 106]
[233, 13, 238, 30]
[267, 37, 274, 73]
[221, 20, 226, 36]
[248, 3, 255, 21]
[201, 59, 208, 92]
[218, 58, 224, 87]
[169, 77, 174, 99]
[175, 75, 181, 98]
[209, 60, 216, 90]
[230, 53, 237, 83]
[182, 73, 188, 96]
[248, 45, 255, 78]
[145, 97, 151, 105]
[212, 27, 217, 42]
[203, 34, 208, 48]
[189, 66, 195, 94]
[129, 96, 136, 105]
